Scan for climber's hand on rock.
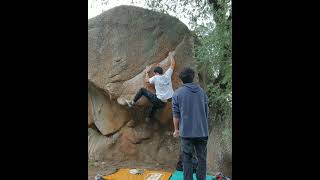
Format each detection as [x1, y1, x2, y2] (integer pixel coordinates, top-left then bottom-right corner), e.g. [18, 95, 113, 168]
[169, 51, 175, 57]
[168, 51, 173, 59]
[145, 66, 152, 73]
[173, 130, 179, 138]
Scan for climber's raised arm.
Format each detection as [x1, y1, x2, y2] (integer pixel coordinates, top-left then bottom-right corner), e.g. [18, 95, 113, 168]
[169, 51, 176, 70]
[163, 51, 175, 78]
[144, 66, 152, 83]
[145, 71, 149, 83]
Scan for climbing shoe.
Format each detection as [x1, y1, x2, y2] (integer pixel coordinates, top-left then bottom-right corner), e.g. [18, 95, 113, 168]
[126, 100, 135, 108]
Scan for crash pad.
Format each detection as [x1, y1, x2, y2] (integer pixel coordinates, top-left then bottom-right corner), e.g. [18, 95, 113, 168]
[169, 170, 215, 180]
[103, 168, 172, 180]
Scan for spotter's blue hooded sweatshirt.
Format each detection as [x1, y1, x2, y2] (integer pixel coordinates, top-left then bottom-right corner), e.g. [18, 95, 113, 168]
[172, 83, 209, 137]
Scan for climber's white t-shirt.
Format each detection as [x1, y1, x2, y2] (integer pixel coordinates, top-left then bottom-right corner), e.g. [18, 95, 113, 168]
[149, 68, 174, 101]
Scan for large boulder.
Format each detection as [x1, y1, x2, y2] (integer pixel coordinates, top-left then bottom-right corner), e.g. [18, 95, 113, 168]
[88, 5, 197, 136]
[88, 5, 199, 170]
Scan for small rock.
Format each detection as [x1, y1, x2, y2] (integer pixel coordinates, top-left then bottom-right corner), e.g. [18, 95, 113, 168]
[101, 162, 106, 165]
[94, 162, 99, 167]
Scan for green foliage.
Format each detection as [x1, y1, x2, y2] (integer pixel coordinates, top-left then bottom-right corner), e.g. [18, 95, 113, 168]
[194, 0, 232, 117]
[145, 0, 215, 30]
[222, 126, 232, 142]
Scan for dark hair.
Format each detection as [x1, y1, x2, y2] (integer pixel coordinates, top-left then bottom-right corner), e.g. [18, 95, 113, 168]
[179, 67, 195, 83]
[153, 66, 163, 75]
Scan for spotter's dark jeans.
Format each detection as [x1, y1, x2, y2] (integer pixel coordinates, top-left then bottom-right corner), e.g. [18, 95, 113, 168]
[181, 137, 208, 180]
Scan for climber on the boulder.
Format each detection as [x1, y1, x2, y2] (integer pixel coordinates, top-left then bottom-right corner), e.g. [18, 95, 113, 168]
[126, 51, 176, 123]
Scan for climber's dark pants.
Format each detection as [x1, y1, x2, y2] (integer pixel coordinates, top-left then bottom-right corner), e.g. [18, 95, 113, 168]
[133, 88, 165, 118]
[181, 137, 208, 180]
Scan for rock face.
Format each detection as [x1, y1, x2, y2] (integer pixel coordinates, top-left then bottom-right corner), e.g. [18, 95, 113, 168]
[88, 5, 199, 170]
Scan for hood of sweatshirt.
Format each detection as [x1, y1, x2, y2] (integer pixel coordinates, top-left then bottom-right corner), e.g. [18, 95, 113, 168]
[183, 83, 201, 93]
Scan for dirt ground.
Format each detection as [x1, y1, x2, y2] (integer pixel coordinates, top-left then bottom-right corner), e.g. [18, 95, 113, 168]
[88, 160, 175, 180]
